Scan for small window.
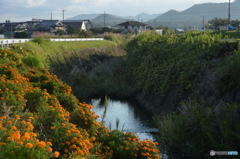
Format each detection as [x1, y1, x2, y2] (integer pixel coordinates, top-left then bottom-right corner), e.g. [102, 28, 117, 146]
[132, 26, 134, 29]
[125, 26, 128, 29]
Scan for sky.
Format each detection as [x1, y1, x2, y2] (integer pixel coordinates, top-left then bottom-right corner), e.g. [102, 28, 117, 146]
[0, 0, 232, 23]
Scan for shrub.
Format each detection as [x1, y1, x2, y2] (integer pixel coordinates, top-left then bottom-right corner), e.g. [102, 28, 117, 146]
[155, 100, 240, 158]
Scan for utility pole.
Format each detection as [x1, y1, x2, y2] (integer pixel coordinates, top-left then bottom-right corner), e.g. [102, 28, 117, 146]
[228, 0, 231, 24]
[104, 11, 106, 27]
[202, 16, 205, 30]
[154, 19, 156, 30]
[138, 17, 139, 22]
[51, 12, 52, 20]
[11, 21, 13, 39]
[63, 9, 65, 22]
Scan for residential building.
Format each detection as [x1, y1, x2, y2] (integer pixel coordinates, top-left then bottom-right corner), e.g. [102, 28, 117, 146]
[117, 21, 147, 34]
[62, 20, 94, 31]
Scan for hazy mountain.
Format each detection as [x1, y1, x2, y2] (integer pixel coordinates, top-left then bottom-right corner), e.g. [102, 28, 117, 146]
[66, 14, 100, 20]
[151, 0, 240, 29]
[123, 12, 163, 22]
[92, 14, 131, 27]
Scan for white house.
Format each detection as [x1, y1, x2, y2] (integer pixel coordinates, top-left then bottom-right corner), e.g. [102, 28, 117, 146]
[117, 21, 147, 34]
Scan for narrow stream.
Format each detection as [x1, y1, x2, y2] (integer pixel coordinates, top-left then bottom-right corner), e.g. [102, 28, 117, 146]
[90, 97, 157, 141]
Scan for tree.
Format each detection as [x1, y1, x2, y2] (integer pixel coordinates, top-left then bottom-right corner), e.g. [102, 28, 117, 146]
[55, 29, 65, 37]
[78, 30, 93, 38]
[66, 25, 76, 37]
[208, 18, 240, 30]
[14, 31, 28, 38]
[157, 25, 169, 34]
[208, 18, 229, 29]
[89, 27, 102, 34]
[147, 26, 154, 30]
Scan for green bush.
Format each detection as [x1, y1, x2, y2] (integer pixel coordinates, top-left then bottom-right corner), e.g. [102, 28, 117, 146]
[22, 54, 44, 68]
[155, 100, 240, 158]
[125, 31, 226, 108]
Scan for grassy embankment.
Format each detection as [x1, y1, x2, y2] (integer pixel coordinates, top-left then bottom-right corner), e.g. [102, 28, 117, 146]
[0, 36, 160, 158]
[17, 34, 134, 101]
[125, 31, 240, 158]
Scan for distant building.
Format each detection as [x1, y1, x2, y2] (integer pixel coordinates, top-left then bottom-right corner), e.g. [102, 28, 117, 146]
[117, 21, 147, 34]
[0, 18, 94, 37]
[219, 25, 237, 31]
[155, 29, 163, 35]
[62, 20, 94, 31]
[32, 19, 64, 33]
[176, 28, 184, 34]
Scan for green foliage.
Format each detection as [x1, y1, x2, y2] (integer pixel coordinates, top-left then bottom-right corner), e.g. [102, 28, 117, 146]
[22, 54, 44, 68]
[95, 129, 160, 159]
[208, 17, 240, 29]
[78, 30, 93, 38]
[155, 100, 240, 158]
[214, 43, 240, 95]
[55, 29, 65, 37]
[32, 37, 49, 45]
[14, 31, 28, 38]
[90, 27, 124, 34]
[66, 25, 77, 36]
[126, 31, 227, 107]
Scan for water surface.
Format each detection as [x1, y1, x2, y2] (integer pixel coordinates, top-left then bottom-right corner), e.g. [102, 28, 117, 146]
[90, 97, 157, 141]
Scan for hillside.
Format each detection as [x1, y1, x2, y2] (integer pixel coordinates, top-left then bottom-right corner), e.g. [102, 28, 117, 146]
[149, 0, 240, 29]
[66, 14, 100, 20]
[92, 14, 131, 26]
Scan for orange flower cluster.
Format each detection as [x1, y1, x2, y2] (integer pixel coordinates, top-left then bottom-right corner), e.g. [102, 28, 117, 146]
[0, 48, 160, 159]
[0, 115, 58, 158]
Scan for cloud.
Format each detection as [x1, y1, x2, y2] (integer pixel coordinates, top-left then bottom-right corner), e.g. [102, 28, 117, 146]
[71, 0, 113, 6]
[20, 0, 47, 8]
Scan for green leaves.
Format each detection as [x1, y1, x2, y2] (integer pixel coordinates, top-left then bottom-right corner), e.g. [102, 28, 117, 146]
[126, 31, 225, 106]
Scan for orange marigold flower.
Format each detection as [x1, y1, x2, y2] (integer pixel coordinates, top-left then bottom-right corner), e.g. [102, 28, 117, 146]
[25, 143, 33, 148]
[70, 144, 77, 149]
[0, 116, 7, 119]
[7, 137, 13, 141]
[46, 141, 52, 146]
[7, 121, 12, 124]
[11, 126, 17, 130]
[47, 147, 53, 152]
[125, 147, 129, 150]
[53, 151, 60, 158]
[37, 141, 46, 148]
[23, 132, 31, 140]
[0, 142, 5, 146]
[50, 126, 55, 130]
[18, 141, 23, 145]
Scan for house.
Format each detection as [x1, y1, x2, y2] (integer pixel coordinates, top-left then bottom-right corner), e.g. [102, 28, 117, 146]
[0, 20, 18, 38]
[62, 20, 94, 31]
[117, 21, 147, 34]
[32, 19, 64, 33]
[219, 24, 237, 31]
[155, 29, 163, 35]
[176, 28, 184, 34]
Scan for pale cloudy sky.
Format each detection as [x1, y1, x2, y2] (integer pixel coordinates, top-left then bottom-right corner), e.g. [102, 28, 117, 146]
[0, 0, 231, 22]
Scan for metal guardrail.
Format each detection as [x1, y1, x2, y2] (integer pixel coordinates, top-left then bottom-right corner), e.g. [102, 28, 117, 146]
[0, 38, 104, 49]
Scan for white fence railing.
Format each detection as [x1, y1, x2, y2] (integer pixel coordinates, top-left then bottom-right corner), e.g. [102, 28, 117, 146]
[0, 38, 104, 49]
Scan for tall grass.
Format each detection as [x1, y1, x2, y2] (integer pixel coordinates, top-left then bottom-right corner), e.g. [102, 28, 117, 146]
[155, 100, 240, 158]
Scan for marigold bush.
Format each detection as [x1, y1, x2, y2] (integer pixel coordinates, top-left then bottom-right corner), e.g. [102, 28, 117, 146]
[0, 47, 160, 158]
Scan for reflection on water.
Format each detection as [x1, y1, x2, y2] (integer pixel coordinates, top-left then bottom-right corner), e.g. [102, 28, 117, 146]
[90, 97, 156, 141]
